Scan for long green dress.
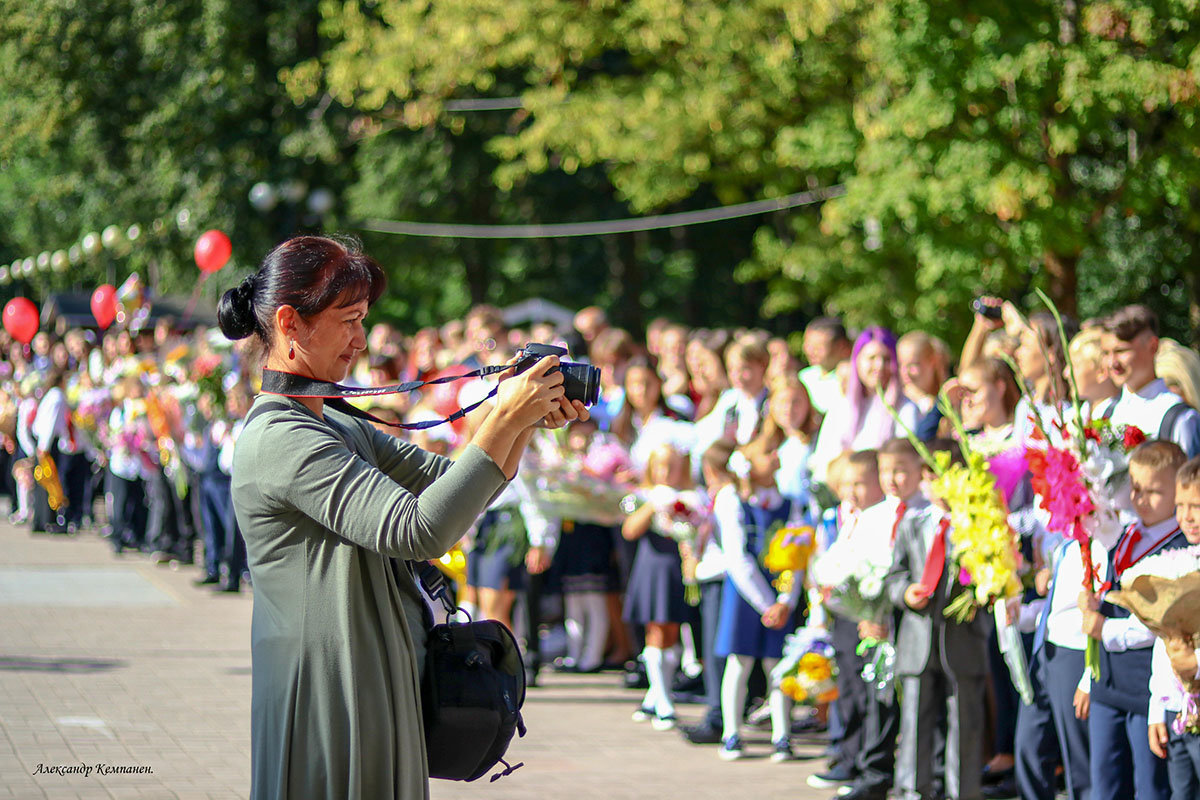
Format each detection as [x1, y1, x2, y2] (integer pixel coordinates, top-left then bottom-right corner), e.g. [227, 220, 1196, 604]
[231, 395, 510, 800]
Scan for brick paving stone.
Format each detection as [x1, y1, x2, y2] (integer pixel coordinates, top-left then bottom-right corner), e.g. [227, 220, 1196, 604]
[1, 517, 835, 800]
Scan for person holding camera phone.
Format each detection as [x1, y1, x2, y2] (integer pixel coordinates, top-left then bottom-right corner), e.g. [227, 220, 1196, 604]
[217, 235, 588, 800]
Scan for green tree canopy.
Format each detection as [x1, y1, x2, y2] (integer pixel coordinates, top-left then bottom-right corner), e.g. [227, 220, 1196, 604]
[299, 0, 1200, 344]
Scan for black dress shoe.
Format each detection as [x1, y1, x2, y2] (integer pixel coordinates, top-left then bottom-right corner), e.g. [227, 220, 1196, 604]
[981, 764, 1014, 785]
[194, 574, 220, 586]
[680, 723, 723, 745]
[982, 776, 1018, 799]
[837, 783, 888, 800]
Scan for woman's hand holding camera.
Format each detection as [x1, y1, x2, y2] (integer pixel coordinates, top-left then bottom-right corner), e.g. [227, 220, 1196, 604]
[496, 355, 589, 430]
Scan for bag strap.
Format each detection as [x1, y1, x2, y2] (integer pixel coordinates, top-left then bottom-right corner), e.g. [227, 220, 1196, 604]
[1158, 402, 1188, 444]
[415, 560, 459, 616]
[260, 368, 505, 431]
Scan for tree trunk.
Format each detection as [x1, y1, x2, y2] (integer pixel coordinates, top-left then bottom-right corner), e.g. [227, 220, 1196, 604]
[462, 239, 490, 305]
[1042, 250, 1078, 318]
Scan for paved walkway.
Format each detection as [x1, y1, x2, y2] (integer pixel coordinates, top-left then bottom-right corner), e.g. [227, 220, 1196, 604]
[0, 518, 835, 799]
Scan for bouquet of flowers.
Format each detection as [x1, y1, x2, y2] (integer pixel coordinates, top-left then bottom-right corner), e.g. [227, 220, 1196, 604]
[523, 463, 631, 525]
[761, 524, 818, 594]
[809, 532, 894, 624]
[1011, 290, 1147, 678]
[772, 627, 838, 707]
[930, 445, 1024, 623]
[621, 486, 711, 605]
[1108, 544, 1200, 734]
[645, 486, 709, 544]
[523, 432, 633, 525]
[192, 352, 230, 409]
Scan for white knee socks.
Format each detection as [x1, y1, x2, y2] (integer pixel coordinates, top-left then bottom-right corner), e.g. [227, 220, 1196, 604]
[578, 592, 609, 672]
[721, 655, 753, 740]
[641, 645, 679, 717]
[762, 657, 793, 743]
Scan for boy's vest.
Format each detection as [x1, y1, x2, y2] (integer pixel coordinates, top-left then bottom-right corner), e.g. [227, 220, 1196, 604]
[1091, 526, 1187, 715]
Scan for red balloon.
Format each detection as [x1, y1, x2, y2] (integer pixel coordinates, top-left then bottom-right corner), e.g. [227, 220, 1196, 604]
[3, 297, 39, 344]
[194, 230, 232, 273]
[91, 284, 117, 329]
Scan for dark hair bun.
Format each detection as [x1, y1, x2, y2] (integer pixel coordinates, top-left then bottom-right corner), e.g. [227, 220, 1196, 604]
[218, 276, 259, 341]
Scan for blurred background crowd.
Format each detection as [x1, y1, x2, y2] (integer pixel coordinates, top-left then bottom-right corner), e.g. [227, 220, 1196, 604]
[5, 291, 1200, 798]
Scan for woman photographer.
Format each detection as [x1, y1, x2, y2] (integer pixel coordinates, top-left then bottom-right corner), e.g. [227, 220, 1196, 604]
[219, 235, 587, 800]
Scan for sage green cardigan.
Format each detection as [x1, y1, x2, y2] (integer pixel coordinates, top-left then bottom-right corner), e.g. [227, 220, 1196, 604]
[231, 395, 509, 800]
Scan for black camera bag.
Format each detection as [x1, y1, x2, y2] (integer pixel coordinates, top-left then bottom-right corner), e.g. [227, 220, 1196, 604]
[414, 562, 527, 782]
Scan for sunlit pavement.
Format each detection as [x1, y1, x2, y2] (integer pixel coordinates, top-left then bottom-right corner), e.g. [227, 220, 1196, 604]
[0, 517, 832, 800]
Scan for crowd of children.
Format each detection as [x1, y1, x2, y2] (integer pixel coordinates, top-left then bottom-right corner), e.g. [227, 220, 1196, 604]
[5, 296, 1200, 800]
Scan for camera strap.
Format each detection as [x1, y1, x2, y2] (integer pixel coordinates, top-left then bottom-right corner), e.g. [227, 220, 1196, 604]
[260, 366, 508, 431]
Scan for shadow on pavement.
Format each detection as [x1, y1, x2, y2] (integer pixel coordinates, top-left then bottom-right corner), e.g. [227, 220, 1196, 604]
[0, 654, 126, 673]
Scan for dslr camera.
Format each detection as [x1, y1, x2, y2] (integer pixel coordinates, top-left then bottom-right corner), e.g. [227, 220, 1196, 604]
[513, 343, 601, 407]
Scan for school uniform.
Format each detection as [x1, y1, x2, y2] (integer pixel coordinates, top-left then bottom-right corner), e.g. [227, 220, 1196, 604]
[1148, 595, 1200, 800]
[712, 486, 800, 660]
[105, 402, 154, 552]
[623, 493, 691, 626]
[691, 515, 727, 732]
[885, 506, 992, 800]
[32, 386, 97, 531]
[1100, 379, 1200, 457]
[839, 494, 923, 796]
[1088, 519, 1187, 800]
[1015, 538, 1104, 800]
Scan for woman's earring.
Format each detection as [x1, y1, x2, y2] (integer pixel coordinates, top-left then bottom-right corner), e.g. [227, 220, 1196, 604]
[288, 341, 295, 360]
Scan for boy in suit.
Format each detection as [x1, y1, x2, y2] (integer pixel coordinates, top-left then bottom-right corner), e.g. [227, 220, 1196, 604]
[885, 442, 991, 800]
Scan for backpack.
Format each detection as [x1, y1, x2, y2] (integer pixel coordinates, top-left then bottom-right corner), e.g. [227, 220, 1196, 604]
[415, 562, 527, 782]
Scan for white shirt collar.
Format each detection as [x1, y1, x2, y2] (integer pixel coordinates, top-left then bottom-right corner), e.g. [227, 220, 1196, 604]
[1124, 378, 1169, 402]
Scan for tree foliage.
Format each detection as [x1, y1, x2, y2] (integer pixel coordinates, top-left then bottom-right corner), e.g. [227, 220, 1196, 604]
[2, 0, 1197, 344]
[303, 0, 1200, 343]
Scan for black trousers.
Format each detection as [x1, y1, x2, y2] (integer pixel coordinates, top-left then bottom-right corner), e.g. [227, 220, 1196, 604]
[145, 467, 183, 556]
[698, 579, 726, 729]
[106, 472, 147, 550]
[1015, 645, 1061, 800]
[832, 616, 868, 772]
[56, 450, 90, 528]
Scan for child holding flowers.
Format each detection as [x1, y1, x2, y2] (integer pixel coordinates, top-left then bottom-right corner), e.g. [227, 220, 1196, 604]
[713, 436, 804, 762]
[622, 441, 702, 731]
[806, 450, 882, 792]
[884, 440, 993, 800]
[827, 437, 927, 800]
[1079, 440, 1189, 800]
[1144, 456, 1200, 798]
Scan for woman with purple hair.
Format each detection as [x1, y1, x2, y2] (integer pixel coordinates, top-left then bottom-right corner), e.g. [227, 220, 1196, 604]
[809, 326, 919, 482]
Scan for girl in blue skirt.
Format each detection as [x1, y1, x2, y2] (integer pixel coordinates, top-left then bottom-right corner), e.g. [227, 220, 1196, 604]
[714, 438, 804, 762]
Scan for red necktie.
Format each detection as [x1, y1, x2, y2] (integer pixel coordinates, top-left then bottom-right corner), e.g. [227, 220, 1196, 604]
[890, 501, 908, 545]
[1114, 526, 1142, 577]
[918, 517, 950, 597]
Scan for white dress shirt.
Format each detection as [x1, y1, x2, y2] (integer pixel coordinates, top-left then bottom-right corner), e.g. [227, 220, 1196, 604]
[799, 365, 843, 416]
[16, 396, 38, 456]
[1107, 378, 1200, 457]
[1029, 539, 1108, 649]
[853, 492, 931, 552]
[775, 436, 813, 503]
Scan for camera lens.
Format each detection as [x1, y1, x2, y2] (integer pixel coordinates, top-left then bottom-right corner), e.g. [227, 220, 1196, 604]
[559, 363, 601, 406]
